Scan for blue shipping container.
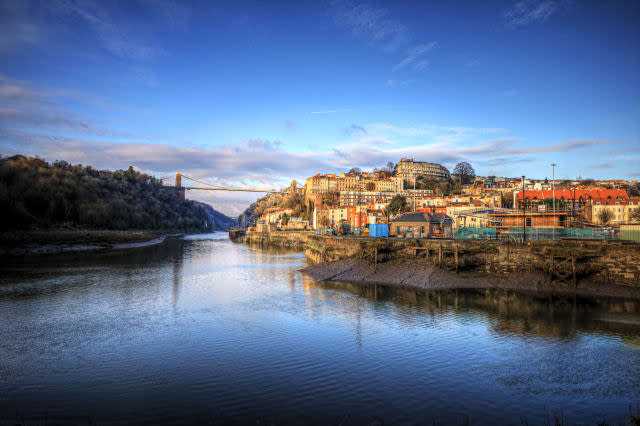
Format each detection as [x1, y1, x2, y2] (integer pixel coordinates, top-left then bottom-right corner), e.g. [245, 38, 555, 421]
[369, 224, 389, 238]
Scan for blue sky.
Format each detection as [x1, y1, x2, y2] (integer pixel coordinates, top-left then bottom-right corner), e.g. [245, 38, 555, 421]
[1, 0, 639, 215]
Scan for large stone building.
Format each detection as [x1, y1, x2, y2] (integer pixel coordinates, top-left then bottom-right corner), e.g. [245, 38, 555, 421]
[396, 158, 450, 181]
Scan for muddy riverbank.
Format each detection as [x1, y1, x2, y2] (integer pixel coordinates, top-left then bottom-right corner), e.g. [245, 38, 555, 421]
[0, 230, 182, 257]
[301, 258, 640, 300]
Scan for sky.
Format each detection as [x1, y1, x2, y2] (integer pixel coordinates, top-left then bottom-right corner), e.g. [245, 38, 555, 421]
[1, 0, 639, 216]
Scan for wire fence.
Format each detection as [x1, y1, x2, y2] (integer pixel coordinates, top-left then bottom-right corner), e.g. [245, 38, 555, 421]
[454, 227, 619, 241]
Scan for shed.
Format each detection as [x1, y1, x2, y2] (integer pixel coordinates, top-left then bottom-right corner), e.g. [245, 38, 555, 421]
[389, 212, 453, 238]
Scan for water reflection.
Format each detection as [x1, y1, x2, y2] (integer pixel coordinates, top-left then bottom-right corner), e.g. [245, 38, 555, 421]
[310, 279, 640, 344]
[0, 233, 639, 426]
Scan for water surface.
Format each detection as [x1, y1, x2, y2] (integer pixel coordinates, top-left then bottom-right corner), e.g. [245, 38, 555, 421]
[1, 233, 639, 425]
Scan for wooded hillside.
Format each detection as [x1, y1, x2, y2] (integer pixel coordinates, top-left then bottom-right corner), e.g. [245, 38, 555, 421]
[0, 155, 219, 232]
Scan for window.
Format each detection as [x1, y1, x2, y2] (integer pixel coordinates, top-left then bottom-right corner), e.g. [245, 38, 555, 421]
[526, 217, 532, 227]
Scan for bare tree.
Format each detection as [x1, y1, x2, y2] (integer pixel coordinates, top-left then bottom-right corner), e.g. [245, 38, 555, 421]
[453, 162, 475, 184]
[365, 182, 376, 191]
[597, 208, 613, 225]
[386, 161, 395, 174]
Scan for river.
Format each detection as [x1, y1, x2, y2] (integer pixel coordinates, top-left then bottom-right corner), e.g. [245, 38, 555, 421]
[1, 233, 639, 425]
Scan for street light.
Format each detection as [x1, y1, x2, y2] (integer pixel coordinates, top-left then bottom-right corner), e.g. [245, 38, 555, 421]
[550, 163, 557, 213]
[550, 163, 557, 241]
[412, 170, 417, 212]
[522, 175, 526, 243]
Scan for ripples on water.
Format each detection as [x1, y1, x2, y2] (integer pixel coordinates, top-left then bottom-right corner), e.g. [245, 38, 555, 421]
[0, 233, 639, 425]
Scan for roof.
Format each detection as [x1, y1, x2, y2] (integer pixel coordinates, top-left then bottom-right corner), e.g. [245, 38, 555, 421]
[517, 189, 629, 201]
[391, 212, 453, 224]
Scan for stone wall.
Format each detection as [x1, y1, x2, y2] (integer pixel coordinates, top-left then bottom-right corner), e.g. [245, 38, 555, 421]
[239, 232, 640, 288]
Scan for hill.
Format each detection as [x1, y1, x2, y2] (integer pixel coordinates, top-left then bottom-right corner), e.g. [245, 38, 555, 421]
[0, 155, 235, 232]
[237, 190, 310, 229]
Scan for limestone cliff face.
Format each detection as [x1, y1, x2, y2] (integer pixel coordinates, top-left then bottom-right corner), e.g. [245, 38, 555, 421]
[237, 202, 257, 229]
[191, 201, 237, 231]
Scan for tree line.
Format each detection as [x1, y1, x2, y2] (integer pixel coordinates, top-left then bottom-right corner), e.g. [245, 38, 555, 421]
[0, 155, 210, 232]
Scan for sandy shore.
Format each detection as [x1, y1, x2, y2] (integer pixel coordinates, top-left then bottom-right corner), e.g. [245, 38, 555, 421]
[301, 258, 640, 300]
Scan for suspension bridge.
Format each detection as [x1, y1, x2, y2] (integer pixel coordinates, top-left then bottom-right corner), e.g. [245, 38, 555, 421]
[159, 172, 302, 199]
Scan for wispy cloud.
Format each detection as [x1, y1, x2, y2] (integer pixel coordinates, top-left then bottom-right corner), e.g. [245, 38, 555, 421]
[344, 124, 368, 136]
[504, 1, 558, 28]
[392, 42, 437, 72]
[330, 0, 409, 52]
[386, 79, 415, 87]
[1, 0, 188, 86]
[52, 0, 169, 62]
[0, 75, 136, 138]
[590, 163, 615, 169]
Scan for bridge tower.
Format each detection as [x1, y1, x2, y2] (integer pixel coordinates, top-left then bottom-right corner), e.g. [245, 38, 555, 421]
[175, 172, 185, 200]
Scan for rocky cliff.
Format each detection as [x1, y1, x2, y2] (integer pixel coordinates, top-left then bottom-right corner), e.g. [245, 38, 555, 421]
[193, 201, 237, 231]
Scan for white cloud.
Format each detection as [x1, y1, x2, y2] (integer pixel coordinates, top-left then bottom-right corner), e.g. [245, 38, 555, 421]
[386, 79, 415, 87]
[392, 42, 437, 72]
[504, 1, 558, 28]
[330, 0, 409, 52]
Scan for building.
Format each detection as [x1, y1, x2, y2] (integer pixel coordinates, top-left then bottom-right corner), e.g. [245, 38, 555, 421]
[262, 208, 294, 224]
[515, 189, 629, 210]
[339, 191, 396, 206]
[327, 207, 349, 224]
[286, 217, 309, 230]
[446, 207, 498, 229]
[305, 174, 337, 195]
[586, 199, 640, 225]
[489, 212, 569, 229]
[389, 212, 453, 238]
[396, 158, 450, 182]
[256, 221, 278, 233]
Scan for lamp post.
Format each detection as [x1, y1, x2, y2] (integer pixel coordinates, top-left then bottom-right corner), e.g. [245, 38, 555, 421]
[522, 175, 526, 243]
[550, 163, 557, 213]
[551, 163, 557, 240]
[413, 171, 416, 212]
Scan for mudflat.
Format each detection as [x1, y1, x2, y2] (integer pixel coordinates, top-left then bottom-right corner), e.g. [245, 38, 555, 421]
[301, 258, 640, 300]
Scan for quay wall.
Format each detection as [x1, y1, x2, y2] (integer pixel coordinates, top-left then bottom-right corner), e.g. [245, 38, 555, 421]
[239, 231, 640, 289]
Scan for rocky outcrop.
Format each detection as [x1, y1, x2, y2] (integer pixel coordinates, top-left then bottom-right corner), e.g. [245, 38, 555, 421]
[237, 202, 257, 229]
[192, 202, 237, 231]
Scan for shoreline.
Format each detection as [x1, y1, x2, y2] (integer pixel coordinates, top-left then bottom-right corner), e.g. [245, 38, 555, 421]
[301, 258, 640, 300]
[239, 231, 640, 298]
[0, 230, 183, 257]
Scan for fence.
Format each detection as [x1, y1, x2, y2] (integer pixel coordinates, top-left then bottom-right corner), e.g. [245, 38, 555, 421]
[454, 227, 619, 241]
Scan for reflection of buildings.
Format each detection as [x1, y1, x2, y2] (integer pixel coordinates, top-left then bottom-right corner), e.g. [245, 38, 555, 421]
[303, 278, 640, 342]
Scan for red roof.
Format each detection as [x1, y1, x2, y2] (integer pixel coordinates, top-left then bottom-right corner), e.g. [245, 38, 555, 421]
[517, 189, 629, 201]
